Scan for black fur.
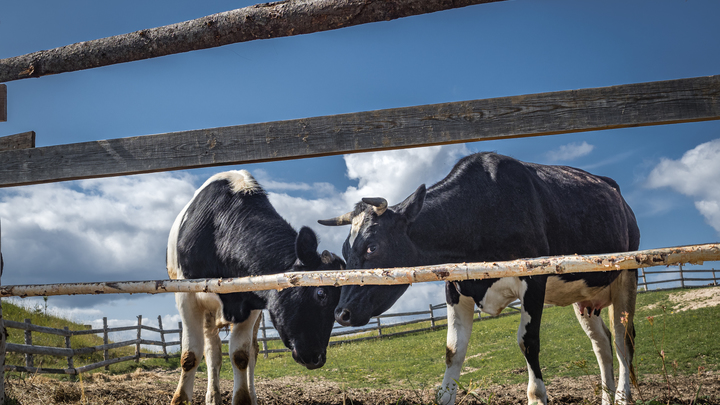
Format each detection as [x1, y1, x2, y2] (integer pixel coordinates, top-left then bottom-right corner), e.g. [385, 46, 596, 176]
[332, 152, 639, 325]
[175, 176, 345, 368]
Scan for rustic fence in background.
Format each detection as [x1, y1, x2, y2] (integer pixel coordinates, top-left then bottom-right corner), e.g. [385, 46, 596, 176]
[3, 266, 716, 374]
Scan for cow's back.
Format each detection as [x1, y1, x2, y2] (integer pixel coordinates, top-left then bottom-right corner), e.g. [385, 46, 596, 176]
[411, 153, 639, 262]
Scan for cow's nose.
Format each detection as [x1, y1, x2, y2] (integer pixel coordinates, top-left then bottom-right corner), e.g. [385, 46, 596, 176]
[335, 307, 352, 326]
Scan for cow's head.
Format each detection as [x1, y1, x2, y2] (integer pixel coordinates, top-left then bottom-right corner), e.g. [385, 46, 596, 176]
[267, 226, 344, 370]
[318, 184, 427, 327]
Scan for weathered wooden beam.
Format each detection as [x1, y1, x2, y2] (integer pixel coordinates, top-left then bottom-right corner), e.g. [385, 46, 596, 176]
[1, 75, 719, 188]
[0, 0, 505, 83]
[0, 243, 717, 298]
[0, 84, 6, 121]
[0, 131, 35, 152]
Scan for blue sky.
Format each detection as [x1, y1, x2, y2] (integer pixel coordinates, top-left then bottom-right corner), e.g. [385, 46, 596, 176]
[1, 0, 719, 336]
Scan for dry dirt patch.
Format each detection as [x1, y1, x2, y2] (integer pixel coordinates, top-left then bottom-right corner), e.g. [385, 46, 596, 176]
[6, 368, 720, 404]
[645, 286, 720, 312]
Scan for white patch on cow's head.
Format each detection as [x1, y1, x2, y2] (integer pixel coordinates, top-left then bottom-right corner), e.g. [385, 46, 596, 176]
[348, 211, 366, 248]
[206, 170, 262, 195]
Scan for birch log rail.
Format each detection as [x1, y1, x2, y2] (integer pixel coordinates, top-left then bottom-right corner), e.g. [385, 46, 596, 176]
[0, 0, 504, 83]
[1, 244, 718, 298]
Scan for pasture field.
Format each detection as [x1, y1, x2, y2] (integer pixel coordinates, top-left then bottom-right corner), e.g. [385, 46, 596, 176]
[3, 286, 720, 404]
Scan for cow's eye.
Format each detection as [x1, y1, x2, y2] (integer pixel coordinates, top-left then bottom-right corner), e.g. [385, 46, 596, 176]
[366, 244, 377, 256]
[316, 288, 327, 302]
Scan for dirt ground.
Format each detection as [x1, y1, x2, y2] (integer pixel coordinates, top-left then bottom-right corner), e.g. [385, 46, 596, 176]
[6, 368, 720, 405]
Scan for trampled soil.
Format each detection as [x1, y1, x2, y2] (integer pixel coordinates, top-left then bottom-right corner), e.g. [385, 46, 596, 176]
[6, 368, 720, 404]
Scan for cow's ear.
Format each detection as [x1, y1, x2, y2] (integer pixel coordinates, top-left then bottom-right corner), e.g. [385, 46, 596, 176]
[295, 226, 322, 268]
[397, 184, 426, 223]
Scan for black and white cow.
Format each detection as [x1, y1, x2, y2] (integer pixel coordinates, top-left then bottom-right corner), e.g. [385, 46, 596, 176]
[320, 152, 639, 405]
[168, 170, 345, 405]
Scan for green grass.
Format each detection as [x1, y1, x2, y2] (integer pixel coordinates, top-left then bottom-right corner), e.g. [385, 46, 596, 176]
[229, 287, 720, 390]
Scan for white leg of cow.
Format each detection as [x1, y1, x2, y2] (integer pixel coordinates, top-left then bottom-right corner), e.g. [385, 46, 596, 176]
[573, 303, 615, 405]
[203, 311, 223, 405]
[172, 293, 205, 405]
[229, 310, 262, 405]
[438, 295, 475, 405]
[609, 271, 638, 405]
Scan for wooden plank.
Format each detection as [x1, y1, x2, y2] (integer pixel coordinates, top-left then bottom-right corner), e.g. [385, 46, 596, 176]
[0, 0, 505, 83]
[0, 84, 6, 122]
[0, 131, 35, 152]
[0, 75, 718, 188]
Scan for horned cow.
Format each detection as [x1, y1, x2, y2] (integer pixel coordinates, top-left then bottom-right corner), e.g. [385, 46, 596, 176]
[168, 170, 344, 405]
[320, 152, 639, 405]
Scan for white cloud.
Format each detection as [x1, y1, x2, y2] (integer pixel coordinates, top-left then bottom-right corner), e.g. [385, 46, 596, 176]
[0, 172, 196, 285]
[268, 144, 470, 257]
[545, 141, 595, 162]
[646, 138, 720, 234]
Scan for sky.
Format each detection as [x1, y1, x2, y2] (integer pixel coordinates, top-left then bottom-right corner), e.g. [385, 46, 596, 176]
[1, 0, 720, 343]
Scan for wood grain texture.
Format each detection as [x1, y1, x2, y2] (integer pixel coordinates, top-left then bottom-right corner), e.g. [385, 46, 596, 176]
[0, 0, 505, 83]
[0, 75, 718, 188]
[0, 84, 6, 122]
[0, 131, 35, 152]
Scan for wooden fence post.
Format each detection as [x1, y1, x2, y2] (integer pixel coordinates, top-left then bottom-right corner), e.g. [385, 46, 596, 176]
[376, 317, 382, 337]
[64, 326, 74, 377]
[103, 317, 109, 370]
[640, 269, 648, 291]
[679, 264, 685, 288]
[0, 217, 5, 404]
[135, 315, 142, 362]
[178, 322, 183, 355]
[158, 316, 168, 361]
[24, 319, 33, 368]
[428, 304, 435, 330]
[260, 312, 268, 359]
[713, 268, 717, 286]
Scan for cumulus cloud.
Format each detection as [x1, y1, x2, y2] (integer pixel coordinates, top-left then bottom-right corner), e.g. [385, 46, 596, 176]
[545, 141, 595, 162]
[268, 144, 470, 254]
[0, 172, 196, 287]
[646, 138, 720, 234]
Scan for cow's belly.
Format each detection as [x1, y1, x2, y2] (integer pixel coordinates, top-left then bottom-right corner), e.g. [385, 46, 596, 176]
[179, 292, 231, 329]
[544, 275, 612, 308]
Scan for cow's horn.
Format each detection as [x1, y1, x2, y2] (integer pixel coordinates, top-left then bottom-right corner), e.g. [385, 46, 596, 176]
[317, 211, 354, 226]
[362, 197, 388, 216]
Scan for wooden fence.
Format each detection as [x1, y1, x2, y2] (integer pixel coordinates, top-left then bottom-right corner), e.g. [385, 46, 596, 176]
[3, 315, 180, 375]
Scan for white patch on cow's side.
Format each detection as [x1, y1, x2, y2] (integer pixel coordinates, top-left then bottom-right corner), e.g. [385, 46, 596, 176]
[478, 277, 523, 316]
[206, 170, 262, 195]
[544, 275, 611, 308]
[348, 211, 366, 248]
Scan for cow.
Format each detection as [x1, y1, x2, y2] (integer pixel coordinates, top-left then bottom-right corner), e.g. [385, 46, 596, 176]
[319, 152, 639, 405]
[167, 170, 345, 405]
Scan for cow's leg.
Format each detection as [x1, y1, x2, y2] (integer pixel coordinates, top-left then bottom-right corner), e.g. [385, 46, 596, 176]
[172, 293, 205, 405]
[573, 302, 615, 405]
[518, 278, 547, 405]
[437, 294, 475, 405]
[609, 270, 638, 405]
[229, 309, 262, 405]
[203, 311, 223, 405]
